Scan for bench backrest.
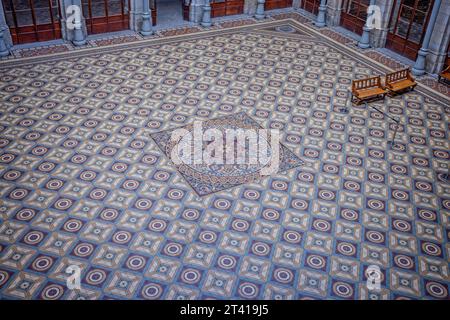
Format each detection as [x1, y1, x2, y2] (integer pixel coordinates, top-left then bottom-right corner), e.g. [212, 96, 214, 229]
[352, 76, 382, 91]
[386, 68, 411, 84]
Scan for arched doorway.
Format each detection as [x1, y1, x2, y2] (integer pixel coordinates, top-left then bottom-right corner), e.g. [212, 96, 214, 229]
[2, 0, 62, 44]
[386, 0, 435, 60]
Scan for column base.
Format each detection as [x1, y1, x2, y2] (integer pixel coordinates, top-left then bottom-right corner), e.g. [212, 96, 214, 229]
[358, 26, 371, 49]
[315, 5, 327, 28]
[72, 27, 86, 46]
[357, 42, 370, 49]
[72, 40, 87, 46]
[140, 30, 154, 36]
[411, 68, 425, 77]
[201, 5, 212, 27]
[141, 13, 153, 36]
[412, 49, 428, 76]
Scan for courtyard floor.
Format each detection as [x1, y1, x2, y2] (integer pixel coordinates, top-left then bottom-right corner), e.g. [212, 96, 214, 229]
[0, 12, 449, 300]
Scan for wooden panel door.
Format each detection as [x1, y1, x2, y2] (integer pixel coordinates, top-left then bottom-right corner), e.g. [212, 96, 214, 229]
[265, 0, 293, 11]
[386, 0, 434, 61]
[300, 0, 320, 15]
[211, 0, 244, 18]
[82, 0, 130, 34]
[3, 0, 62, 44]
[340, 0, 369, 35]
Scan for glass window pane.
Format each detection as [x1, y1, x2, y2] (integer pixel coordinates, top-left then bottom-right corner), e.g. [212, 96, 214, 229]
[408, 10, 425, 43]
[16, 10, 33, 26]
[348, 1, 358, 15]
[108, 0, 123, 15]
[82, 0, 106, 18]
[34, 0, 50, 10]
[389, 0, 402, 31]
[5, 12, 15, 27]
[417, 0, 432, 12]
[13, 0, 31, 11]
[395, 6, 413, 38]
[35, 8, 51, 24]
[402, 0, 415, 8]
[358, 5, 368, 20]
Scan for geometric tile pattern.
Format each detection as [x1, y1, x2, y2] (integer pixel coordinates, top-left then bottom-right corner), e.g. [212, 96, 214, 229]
[0, 19, 449, 300]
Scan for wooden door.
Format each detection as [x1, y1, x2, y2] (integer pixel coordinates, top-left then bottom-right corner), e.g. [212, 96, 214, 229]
[210, 0, 244, 18]
[340, 0, 369, 35]
[265, 0, 293, 11]
[2, 0, 62, 44]
[82, 0, 130, 34]
[300, 0, 320, 15]
[386, 0, 434, 60]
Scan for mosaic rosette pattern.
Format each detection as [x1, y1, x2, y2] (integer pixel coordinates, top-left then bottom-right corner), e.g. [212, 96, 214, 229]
[151, 112, 304, 196]
[0, 19, 449, 300]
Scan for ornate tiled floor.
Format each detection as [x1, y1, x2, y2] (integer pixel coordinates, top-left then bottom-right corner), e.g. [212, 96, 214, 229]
[0, 18, 449, 300]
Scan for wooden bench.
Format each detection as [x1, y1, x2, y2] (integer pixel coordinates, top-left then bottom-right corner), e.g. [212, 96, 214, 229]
[438, 65, 450, 84]
[385, 68, 417, 95]
[351, 76, 387, 105]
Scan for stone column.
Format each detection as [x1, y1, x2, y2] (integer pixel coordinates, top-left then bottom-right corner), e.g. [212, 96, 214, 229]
[425, 0, 450, 74]
[190, 0, 204, 23]
[245, 0, 258, 15]
[60, 0, 87, 45]
[201, 1, 212, 27]
[141, 0, 153, 35]
[255, 0, 266, 20]
[128, 0, 149, 32]
[0, 0, 12, 56]
[326, 0, 342, 27]
[315, 0, 327, 27]
[412, 0, 442, 76]
[358, 0, 376, 49]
